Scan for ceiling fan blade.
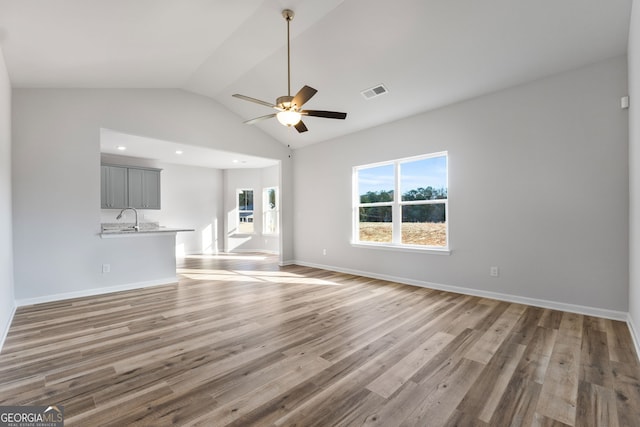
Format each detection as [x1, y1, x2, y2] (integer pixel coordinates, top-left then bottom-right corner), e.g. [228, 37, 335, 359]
[233, 94, 276, 108]
[291, 86, 317, 109]
[302, 110, 347, 120]
[294, 120, 308, 133]
[244, 113, 277, 125]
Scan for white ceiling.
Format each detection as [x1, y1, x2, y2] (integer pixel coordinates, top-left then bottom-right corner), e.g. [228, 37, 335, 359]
[100, 129, 279, 170]
[0, 0, 633, 152]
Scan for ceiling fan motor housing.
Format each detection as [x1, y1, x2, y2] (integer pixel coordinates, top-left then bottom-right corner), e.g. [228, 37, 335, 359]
[276, 95, 295, 110]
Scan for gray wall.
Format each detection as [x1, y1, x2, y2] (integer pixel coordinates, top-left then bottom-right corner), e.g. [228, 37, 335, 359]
[11, 89, 291, 301]
[0, 46, 14, 345]
[629, 0, 640, 349]
[293, 56, 629, 316]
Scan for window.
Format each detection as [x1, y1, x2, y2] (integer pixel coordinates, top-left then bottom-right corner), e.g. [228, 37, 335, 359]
[353, 152, 448, 250]
[238, 189, 254, 233]
[263, 187, 279, 235]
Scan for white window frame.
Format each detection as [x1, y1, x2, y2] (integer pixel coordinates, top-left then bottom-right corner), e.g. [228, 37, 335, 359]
[352, 151, 450, 255]
[262, 186, 279, 235]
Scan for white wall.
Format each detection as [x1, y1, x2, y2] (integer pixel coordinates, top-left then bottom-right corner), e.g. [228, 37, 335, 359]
[0, 46, 15, 347]
[160, 162, 223, 255]
[293, 56, 629, 317]
[100, 153, 224, 255]
[12, 89, 291, 302]
[629, 0, 640, 350]
[224, 165, 280, 253]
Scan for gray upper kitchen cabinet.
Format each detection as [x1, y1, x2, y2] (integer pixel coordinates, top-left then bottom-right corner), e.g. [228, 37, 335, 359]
[101, 165, 128, 209]
[101, 164, 161, 209]
[128, 168, 161, 209]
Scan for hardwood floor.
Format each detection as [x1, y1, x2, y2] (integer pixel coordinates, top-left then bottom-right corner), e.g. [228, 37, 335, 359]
[1, 253, 639, 426]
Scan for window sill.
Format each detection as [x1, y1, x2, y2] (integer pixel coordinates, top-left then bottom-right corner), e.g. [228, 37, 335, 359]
[351, 242, 451, 255]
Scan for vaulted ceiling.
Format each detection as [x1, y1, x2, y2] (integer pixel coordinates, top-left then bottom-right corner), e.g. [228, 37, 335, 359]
[0, 0, 632, 149]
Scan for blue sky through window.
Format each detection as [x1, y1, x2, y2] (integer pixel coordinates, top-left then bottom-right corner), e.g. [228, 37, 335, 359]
[358, 164, 394, 195]
[400, 156, 447, 195]
[358, 156, 447, 197]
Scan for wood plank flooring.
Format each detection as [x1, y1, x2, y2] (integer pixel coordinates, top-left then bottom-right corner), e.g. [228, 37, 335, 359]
[1, 253, 639, 426]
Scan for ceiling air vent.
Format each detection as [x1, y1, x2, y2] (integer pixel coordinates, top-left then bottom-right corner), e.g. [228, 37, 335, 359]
[361, 84, 388, 100]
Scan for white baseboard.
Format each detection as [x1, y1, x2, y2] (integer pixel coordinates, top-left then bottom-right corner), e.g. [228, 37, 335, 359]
[15, 276, 179, 307]
[0, 303, 17, 354]
[292, 260, 628, 321]
[628, 314, 640, 361]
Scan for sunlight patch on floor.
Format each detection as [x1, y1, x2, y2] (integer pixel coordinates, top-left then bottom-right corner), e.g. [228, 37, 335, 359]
[179, 273, 263, 282]
[178, 253, 341, 286]
[178, 267, 341, 286]
[259, 276, 341, 286]
[231, 270, 302, 278]
[182, 254, 267, 261]
[177, 268, 239, 275]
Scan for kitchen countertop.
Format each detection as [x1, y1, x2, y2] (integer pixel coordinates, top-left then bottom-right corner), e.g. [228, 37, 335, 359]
[100, 223, 194, 238]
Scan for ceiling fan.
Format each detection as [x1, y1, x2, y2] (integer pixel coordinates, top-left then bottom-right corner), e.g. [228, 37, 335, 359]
[232, 9, 347, 133]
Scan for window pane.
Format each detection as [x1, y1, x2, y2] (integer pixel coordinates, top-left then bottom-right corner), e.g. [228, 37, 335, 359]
[239, 190, 253, 211]
[264, 187, 277, 210]
[400, 156, 447, 201]
[358, 164, 395, 203]
[264, 211, 278, 234]
[262, 187, 278, 234]
[238, 189, 254, 233]
[401, 204, 446, 246]
[359, 206, 392, 243]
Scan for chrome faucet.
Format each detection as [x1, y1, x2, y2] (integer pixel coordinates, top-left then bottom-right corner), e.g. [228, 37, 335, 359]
[116, 207, 139, 231]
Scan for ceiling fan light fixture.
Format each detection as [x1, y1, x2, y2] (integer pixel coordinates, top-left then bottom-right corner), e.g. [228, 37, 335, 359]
[276, 110, 302, 126]
[232, 9, 346, 134]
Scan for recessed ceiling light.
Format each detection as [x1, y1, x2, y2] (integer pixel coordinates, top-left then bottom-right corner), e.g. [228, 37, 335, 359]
[232, 159, 239, 163]
[117, 146, 126, 151]
[175, 150, 183, 155]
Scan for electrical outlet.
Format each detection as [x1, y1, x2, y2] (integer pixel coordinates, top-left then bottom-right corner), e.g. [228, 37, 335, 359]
[322, 249, 327, 256]
[490, 266, 499, 277]
[102, 264, 111, 274]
